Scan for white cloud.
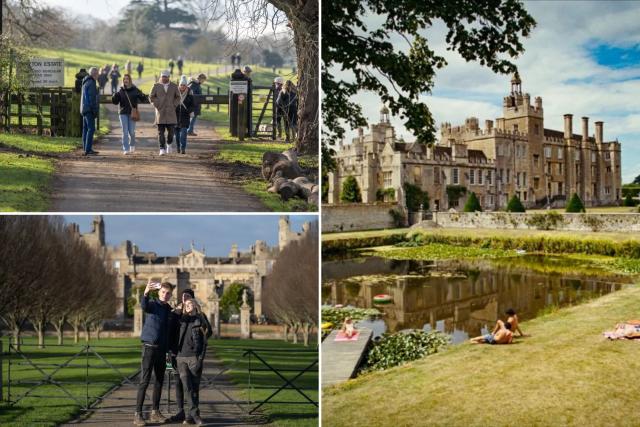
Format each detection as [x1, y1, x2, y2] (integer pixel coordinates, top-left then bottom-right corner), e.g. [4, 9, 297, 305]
[338, 0, 640, 182]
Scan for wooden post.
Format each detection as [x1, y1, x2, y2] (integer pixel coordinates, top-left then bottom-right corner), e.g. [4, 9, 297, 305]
[216, 87, 220, 112]
[0, 340, 3, 402]
[37, 90, 43, 136]
[206, 86, 210, 110]
[238, 94, 246, 141]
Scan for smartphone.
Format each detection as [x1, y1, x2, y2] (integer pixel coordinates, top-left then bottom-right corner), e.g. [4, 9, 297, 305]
[150, 282, 161, 290]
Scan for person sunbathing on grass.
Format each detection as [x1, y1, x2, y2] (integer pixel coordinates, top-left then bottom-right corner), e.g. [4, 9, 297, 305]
[493, 308, 527, 337]
[341, 317, 357, 338]
[470, 320, 513, 345]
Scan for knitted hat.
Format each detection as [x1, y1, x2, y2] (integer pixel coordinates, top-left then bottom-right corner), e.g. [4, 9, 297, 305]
[179, 75, 189, 86]
[160, 70, 170, 77]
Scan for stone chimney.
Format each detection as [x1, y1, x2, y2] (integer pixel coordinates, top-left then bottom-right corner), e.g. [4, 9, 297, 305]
[535, 96, 542, 111]
[581, 117, 589, 142]
[563, 114, 573, 139]
[595, 121, 603, 144]
[485, 120, 493, 133]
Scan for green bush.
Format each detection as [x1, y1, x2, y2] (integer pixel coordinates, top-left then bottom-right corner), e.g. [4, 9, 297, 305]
[220, 283, 253, 321]
[340, 176, 362, 203]
[463, 192, 482, 212]
[506, 195, 526, 212]
[623, 193, 637, 207]
[389, 208, 404, 227]
[376, 187, 396, 202]
[566, 193, 586, 213]
[404, 182, 429, 211]
[446, 185, 467, 206]
[364, 330, 450, 372]
[525, 211, 564, 230]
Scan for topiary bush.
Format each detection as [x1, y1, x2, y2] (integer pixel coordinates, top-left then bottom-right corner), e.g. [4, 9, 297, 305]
[340, 176, 362, 203]
[363, 330, 450, 372]
[506, 195, 526, 212]
[404, 182, 429, 211]
[623, 193, 637, 207]
[566, 193, 586, 213]
[463, 192, 482, 212]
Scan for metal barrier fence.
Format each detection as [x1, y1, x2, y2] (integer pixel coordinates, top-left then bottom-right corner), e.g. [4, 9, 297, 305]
[0, 340, 318, 419]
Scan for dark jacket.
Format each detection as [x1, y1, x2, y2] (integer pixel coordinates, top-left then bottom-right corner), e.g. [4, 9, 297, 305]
[169, 307, 212, 357]
[110, 69, 121, 84]
[137, 63, 144, 73]
[75, 69, 88, 94]
[111, 85, 146, 115]
[97, 72, 108, 89]
[80, 75, 99, 116]
[277, 90, 297, 124]
[175, 90, 194, 128]
[188, 81, 202, 115]
[140, 294, 172, 350]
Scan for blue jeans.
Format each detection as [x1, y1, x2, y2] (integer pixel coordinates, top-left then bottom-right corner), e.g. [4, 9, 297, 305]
[176, 127, 188, 152]
[119, 114, 136, 151]
[187, 115, 197, 133]
[82, 113, 96, 153]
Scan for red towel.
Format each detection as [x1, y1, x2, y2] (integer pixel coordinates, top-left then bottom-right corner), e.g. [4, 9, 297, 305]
[335, 331, 360, 342]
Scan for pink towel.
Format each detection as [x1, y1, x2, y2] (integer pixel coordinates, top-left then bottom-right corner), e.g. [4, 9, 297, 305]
[334, 331, 360, 342]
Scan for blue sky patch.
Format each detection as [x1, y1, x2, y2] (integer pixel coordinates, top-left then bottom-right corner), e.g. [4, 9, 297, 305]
[588, 43, 640, 69]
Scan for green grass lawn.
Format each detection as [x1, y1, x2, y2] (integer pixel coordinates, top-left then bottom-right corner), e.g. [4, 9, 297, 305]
[0, 337, 141, 427]
[0, 132, 86, 211]
[323, 283, 640, 426]
[211, 339, 318, 426]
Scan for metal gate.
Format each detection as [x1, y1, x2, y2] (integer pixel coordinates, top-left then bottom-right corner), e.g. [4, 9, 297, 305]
[1, 341, 318, 421]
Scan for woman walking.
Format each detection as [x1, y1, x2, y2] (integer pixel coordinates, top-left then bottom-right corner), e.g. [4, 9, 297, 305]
[276, 80, 298, 143]
[111, 74, 146, 155]
[110, 64, 121, 95]
[176, 299, 211, 425]
[175, 75, 194, 154]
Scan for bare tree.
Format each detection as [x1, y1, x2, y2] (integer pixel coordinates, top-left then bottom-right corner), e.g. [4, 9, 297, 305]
[203, 0, 318, 154]
[2, 0, 73, 45]
[263, 222, 318, 346]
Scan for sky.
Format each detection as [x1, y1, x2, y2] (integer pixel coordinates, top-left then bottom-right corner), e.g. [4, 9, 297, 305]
[64, 215, 316, 255]
[337, 0, 640, 183]
[43, 0, 131, 20]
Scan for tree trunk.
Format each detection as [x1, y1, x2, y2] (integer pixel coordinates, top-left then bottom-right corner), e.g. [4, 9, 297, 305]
[291, 323, 299, 344]
[53, 317, 66, 345]
[302, 323, 310, 346]
[12, 327, 21, 351]
[283, 324, 289, 342]
[72, 316, 81, 343]
[34, 319, 46, 349]
[270, 0, 318, 154]
[83, 323, 91, 342]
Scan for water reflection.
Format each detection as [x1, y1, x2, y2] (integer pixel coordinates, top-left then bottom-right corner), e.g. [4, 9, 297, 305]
[322, 256, 633, 344]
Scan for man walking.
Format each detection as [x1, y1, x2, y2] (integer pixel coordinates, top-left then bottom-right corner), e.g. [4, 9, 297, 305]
[80, 67, 100, 156]
[134, 280, 174, 426]
[187, 74, 207, 136]
[150, 71, 180, 156]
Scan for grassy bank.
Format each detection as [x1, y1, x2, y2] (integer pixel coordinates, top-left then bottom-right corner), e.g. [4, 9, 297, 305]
[323, 284, 640, 426]
[0, 337, 140, 427]
[0, 132, 87, 211]
[211, 339, 318, 426]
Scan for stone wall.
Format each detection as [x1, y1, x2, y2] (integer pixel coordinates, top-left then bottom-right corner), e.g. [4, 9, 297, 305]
[322, 203, 401, 233]
[425, 211, 640, 232]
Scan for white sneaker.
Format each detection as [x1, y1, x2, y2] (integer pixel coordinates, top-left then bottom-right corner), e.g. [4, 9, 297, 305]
[123, 150, 129, 155]
[167, 145, 172, 154]
[159, 149, 166, 156]
[130, 146, 135, 153]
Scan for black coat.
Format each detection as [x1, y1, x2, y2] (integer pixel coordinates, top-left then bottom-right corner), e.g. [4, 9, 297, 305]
[74, 70, 88, 94]
[111, 85, 146, 115]
[175, 91, 194, 128]
[188, 81, 203, 116]
[277, 90, 298, 124]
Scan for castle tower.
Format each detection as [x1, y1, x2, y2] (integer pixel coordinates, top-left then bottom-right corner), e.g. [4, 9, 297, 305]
[92, 215, 105, 246]
[278, 215, 291, 251]
[379, 105, 390, 125]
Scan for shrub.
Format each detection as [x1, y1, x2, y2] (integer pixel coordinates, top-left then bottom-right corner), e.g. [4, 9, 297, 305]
[389, 208, 404, 227]
[463, 192, 482, 212]
[446, 185, 467, 207]
[526, 211, 564, 230]
[340, 176, 362, 203]
[566, 193, 586, 213]
[404, 182, 429, 211]
[623, 193, 637, 207]
[506, 195, 525, 212]
[364, 330, 450, 372]
[376, 187, 396, 202]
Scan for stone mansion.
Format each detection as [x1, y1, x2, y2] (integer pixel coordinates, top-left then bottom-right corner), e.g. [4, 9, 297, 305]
[69, 216, 310, 320]
[327, 75, 622, 211]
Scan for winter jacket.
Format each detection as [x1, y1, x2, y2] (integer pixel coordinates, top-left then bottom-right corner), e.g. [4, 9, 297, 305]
[80, 75, 99, 116]
[140, 294, 172, 350]
[276, 90, 297, 124]
[97, 72, 108, 89]
[188, 81, 202, 116]
[110, 69, 121, 84]
[177, 313, 212, 358]
[175, 90, 194, 128]
[111, 85, 146, 115]
[74, 70, 88, 94]
[137, 63, 144, 73]
[149, 82, 180, 125]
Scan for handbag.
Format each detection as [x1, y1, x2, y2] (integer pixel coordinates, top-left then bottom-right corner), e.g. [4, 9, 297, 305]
[123, 88, 140, 121]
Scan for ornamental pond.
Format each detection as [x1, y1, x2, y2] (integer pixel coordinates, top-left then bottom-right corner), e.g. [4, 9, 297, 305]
[322, 255, 635, 343]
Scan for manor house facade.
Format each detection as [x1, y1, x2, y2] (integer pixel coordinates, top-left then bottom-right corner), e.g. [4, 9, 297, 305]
[327, 75, 622, 210]
[69, 216, 310, 320]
